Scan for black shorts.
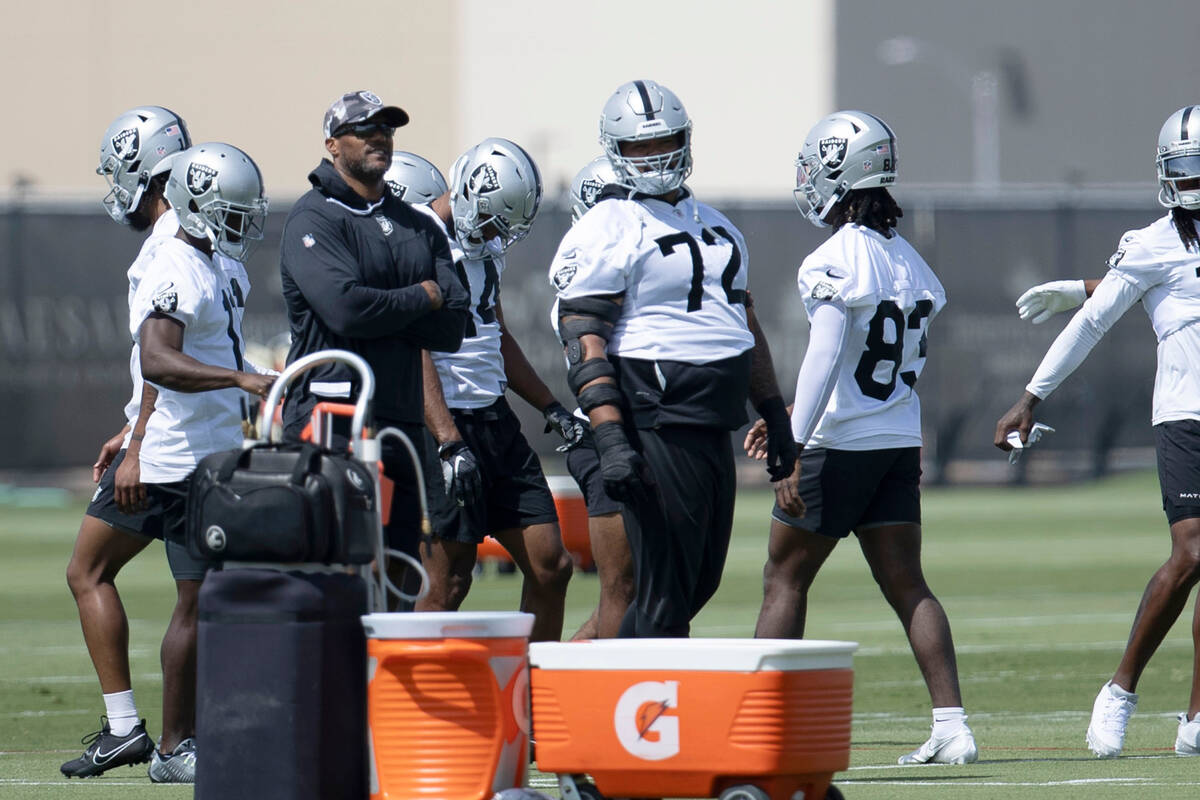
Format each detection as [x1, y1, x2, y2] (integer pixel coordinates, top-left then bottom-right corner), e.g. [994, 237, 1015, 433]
[1155, 420, 1200, 524]
[565, 425, 622, 517]
[426, 397, 559, 544]
[772, 447, 922, 539]
[85, 449, 208, 580]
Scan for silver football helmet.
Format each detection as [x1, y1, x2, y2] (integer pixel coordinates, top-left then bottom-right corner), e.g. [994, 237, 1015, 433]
[794, 110, 898, 228]
[164, 143, 268, 262]
[1156, 106, 1200, 211]
[97, 106, 191, 224]
[448, 138, 541, 258]
[599, 80, 692, 195]
[384, 151, 448, 204]
[568, 155, 619, 222]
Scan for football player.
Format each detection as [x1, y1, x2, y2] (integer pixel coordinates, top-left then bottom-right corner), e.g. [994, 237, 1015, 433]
[393, 140, 579, 642]
[746, 111, 977, 765]
[63, 107, 203, 781]
[559, 155, 634, 640]
[549, 80, 796, 638]
[996, 106, 1200, 759]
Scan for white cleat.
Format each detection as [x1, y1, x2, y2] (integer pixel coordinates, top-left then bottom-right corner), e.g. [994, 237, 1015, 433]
[1175, 713, 1200, 756]
[1086, 682, 1137, 758]
[898, 724, 978, 765]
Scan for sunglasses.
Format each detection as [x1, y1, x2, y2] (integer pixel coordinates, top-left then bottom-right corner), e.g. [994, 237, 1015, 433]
[334, 122, 395, 139]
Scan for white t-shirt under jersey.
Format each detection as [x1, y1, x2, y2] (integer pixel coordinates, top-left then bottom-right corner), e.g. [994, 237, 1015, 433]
[1027, 214, 1200, 424]
[548, 191, 754, 363]
[129, 237, 249, 483]
[414, 204, 508, 409]
[795, 224, 946, 450]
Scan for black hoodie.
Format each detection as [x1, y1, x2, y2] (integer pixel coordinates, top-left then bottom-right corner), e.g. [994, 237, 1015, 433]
[280, 160, 468, 431]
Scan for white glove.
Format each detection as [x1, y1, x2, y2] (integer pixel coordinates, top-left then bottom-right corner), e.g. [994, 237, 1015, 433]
[1006, 422, 1056, 464]
[1016, 280, 1087, 324]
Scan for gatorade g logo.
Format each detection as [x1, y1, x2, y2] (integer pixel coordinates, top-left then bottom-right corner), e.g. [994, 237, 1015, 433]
[613, 680, 679, 761]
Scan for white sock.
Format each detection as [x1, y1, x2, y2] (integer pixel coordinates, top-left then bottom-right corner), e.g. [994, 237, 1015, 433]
[1107, 681, 1137, 700]
[932, 706, 966, 738]
[102, 690, 139, 737]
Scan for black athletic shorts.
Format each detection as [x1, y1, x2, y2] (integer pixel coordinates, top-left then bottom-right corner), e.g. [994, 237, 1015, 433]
[1155, 420, 1200, 524]
[565, 425, 622, 517]
[85, 449, 208, 580]
[426, 396, 559, 544]
[772, 447, 922, 539]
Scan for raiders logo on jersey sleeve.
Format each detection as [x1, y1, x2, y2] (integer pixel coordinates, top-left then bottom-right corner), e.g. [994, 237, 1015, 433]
[152, 282, 178, 313]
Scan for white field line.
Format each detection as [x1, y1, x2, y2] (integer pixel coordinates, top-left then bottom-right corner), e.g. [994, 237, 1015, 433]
[0, 673, 161, 685]
[0, 645, 156, 656]
[851, 710, 1182, 724]
[1, 709, 91, 718]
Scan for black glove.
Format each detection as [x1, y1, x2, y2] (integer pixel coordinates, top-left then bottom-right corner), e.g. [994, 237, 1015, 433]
[543, 401, 586, 452]
[438, 440, 483, 507]
[591, 421, 652, 506]
[756, 396, 797, 482]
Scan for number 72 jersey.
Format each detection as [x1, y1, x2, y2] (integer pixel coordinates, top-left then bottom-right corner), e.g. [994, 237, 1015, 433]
[548, 193, 754, 363]
[798, 225, 946, 449]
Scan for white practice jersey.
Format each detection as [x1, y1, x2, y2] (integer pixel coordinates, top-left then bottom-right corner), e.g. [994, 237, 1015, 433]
[414, 204, 507, 408]
[129, 237, 249, 483]
[798, 224, 945, 449]
[1110, 216, 1200, 423]
[1028, 214, 1200, 424]
[121, 209, 180, 440]
[548, 191, 754, 363]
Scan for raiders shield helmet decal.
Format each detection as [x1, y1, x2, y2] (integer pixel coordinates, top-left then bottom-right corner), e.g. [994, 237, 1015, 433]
[819, 136, 848, 168]
[385, 179, 407, 198]
[112, 127, 140, 161]
[187, 163, 218, 196]
[468, 164, 501, 195]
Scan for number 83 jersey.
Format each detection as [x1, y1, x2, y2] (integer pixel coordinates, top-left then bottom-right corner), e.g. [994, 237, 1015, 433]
[549, 191, 754, 363]
[799, 224, 946, 449]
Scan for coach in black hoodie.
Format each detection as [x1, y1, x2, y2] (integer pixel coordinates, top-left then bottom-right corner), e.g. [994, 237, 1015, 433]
[281, 91, 468, 568]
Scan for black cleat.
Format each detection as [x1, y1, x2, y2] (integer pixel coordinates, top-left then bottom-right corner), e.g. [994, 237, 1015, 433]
[60, 716, 154, 778]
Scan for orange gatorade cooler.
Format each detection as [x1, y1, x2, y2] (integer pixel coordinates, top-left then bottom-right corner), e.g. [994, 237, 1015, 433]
[529, 638, 857, 800]
[477, 475, 594, 570]
[362, 612, 535, 800]
[545, 475, 592, 570]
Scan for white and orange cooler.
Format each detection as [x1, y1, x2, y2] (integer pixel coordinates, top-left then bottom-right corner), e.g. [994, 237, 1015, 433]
[362, 612, 535, 800]
[529, 638, 857, 800]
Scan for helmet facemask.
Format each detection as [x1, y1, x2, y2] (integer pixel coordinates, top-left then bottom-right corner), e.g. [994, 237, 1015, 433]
[603, 127, 693, 196]
[196, 197, 269, 261]
[1157, 145, 1200, 211]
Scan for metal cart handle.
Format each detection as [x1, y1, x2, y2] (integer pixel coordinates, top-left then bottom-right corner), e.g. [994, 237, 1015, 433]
[259, 349, 375, 444]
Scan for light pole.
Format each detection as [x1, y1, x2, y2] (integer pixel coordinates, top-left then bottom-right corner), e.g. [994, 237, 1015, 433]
[877, 36, 1000, 188]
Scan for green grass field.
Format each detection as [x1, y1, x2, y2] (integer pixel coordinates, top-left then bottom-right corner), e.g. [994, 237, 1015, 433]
[2, 470, 1199, 798]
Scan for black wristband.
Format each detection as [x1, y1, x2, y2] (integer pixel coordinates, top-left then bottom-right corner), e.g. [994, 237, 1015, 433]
[591, 420, 632, 452]
[755, 395, 789, 428]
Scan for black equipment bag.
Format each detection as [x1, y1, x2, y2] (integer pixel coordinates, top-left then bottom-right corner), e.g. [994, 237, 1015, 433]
[186, 442, 376, 564]
[195, 568, 368, 800]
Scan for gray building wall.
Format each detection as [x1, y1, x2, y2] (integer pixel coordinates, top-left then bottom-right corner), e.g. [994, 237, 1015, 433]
[836, 0, 1200, 186]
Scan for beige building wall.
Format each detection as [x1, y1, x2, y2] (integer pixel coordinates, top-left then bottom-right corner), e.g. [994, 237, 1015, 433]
[4, 0, 832, 203]
[3, 0, 459, 201]
[457, 0, 835, 201]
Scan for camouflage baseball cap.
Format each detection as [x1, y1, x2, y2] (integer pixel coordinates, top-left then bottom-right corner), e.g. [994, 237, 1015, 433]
[323, 91, 409, 138]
